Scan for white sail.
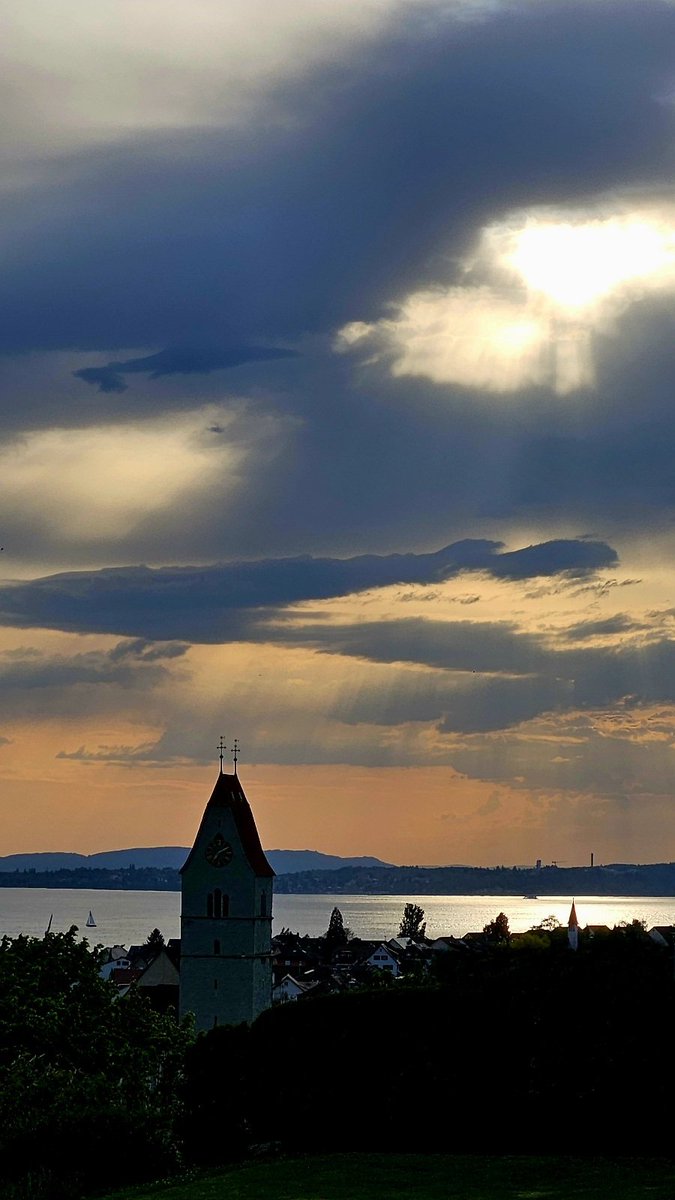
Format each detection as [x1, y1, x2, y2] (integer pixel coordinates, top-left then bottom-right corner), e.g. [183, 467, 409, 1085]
[86, 911, 96, 927]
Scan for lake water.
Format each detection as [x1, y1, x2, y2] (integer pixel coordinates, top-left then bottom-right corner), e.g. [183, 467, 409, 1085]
[2, 888, 675, 946]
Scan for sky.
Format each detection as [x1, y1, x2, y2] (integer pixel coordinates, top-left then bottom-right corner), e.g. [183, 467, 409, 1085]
[3, 0, 675, 867]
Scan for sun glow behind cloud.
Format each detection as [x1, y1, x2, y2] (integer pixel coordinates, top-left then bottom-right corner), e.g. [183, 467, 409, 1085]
[337, 201, 675, 395]
[488, 214, 675, 309]
[0, 407, 245, 545]
[340, 289, 553, 391]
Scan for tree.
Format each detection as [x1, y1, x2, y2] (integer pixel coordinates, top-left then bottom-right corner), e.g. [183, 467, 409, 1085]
[144, 927, 166, 952]
[323, 907, 350, 948]
[398, 903, 426, 941]
[613, 918, 649, 944]
[0, 927, 191, 1199]
[539, 915, 562, 931]
[483, 912, 511, 943]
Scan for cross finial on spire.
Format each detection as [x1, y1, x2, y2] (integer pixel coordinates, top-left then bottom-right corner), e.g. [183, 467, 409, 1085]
[218, 736, 227, 774]
[232, 738, 240, 776]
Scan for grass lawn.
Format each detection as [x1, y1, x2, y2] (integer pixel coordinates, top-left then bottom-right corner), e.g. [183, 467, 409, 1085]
[97, 1152, 675, 1200]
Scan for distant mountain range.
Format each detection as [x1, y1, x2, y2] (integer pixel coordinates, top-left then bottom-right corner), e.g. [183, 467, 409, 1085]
[0, 848, 394, 875]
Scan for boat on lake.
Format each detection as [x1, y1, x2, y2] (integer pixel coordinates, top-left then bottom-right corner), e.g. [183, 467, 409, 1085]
[86, 911, 96, 928]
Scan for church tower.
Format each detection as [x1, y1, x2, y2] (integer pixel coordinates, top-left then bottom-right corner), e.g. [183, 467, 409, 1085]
[179, 741, 274, 1031]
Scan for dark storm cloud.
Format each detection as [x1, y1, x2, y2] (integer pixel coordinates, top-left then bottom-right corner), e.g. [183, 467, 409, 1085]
[55, 742, 162, 764]
[448, 716, 675, 796]
[560, 613, 648, 640]
[0, 538, 616, 640]
[0, 2, 673, 561]
[107, 638, 191, 663]
[483, 539, 620, 581]
[317, 628, 675, 735]
[73, 345, 298, 393]
[329, 667, 570, 734]
[0, 640, 190, 717]
[570, 639, 675, 710]
[290, 616, 550, 674]
[0, 1, 673, 366]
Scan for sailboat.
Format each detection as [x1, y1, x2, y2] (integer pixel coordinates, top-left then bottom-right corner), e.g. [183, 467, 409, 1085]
[86, 910, 96, 928]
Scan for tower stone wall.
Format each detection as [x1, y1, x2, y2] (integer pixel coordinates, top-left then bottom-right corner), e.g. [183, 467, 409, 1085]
[179, 769, 274, 1030]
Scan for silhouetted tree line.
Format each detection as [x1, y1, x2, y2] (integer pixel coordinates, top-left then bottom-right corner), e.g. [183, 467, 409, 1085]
[273, 861, 675, 895]
[198, 928, 675, 1158]
[7, 861, 675, 894]
[0, 866, 180, 890]
[3, 921, 675, 1198]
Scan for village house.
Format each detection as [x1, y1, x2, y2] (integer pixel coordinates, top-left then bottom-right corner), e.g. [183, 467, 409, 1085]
[363, 943, 401, 976]
[648, 925, 675, 948]
[100, 940, 180, 1013]
[272, 973, 319, 1004]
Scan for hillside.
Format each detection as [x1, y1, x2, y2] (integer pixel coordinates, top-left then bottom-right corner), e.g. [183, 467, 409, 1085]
[272, 860, 675, 896]
[3, 859, 675, 895]
[0, 848, 394, 876]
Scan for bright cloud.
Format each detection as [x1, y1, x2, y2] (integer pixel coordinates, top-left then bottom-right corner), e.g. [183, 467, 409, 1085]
[486, 212, 675, 309]
[338, 286, 593, 394]
[0, 406, 245, 547]
[0, 0, 406, 164]
[340, 288, 568, 392]
[337, 200, 675, 395]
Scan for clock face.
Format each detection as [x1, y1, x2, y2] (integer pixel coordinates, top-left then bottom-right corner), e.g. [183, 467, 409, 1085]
[205, 833, 233, 867]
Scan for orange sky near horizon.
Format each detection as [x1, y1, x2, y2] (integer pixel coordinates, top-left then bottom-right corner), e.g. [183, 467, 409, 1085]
[1, 729, 672, 868]
[3, 551, 675, 867]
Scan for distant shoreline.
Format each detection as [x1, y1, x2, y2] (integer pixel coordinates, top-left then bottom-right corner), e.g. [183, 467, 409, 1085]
[4, 860, 675, 897]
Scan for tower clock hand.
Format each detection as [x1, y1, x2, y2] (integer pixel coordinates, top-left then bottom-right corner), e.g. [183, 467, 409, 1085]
[208, 840, 233, 866]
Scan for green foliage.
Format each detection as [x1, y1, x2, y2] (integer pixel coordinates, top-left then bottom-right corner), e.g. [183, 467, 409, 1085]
[398, 903, 426, 940]
[4, 911, 675, 1198]
[614, 918, 648, 941]
[0, 927, 192, 1200]
[180, 1024, 253, 1167]
[511, 931, 550, 952]
[361, 966, 396, 990]
[248, 930, 675, 1156]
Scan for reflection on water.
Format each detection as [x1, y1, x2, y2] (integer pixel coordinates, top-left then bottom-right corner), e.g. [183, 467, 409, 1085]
[1, 888, 675, 945]
[274, 893, 675, 939]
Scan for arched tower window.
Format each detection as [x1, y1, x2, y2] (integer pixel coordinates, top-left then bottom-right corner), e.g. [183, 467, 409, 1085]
[206, 891, 230, 918]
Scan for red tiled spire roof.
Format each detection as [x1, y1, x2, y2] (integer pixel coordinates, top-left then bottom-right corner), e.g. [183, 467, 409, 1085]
[180, 771, 274, 878]
[568, 899, 579, 928]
